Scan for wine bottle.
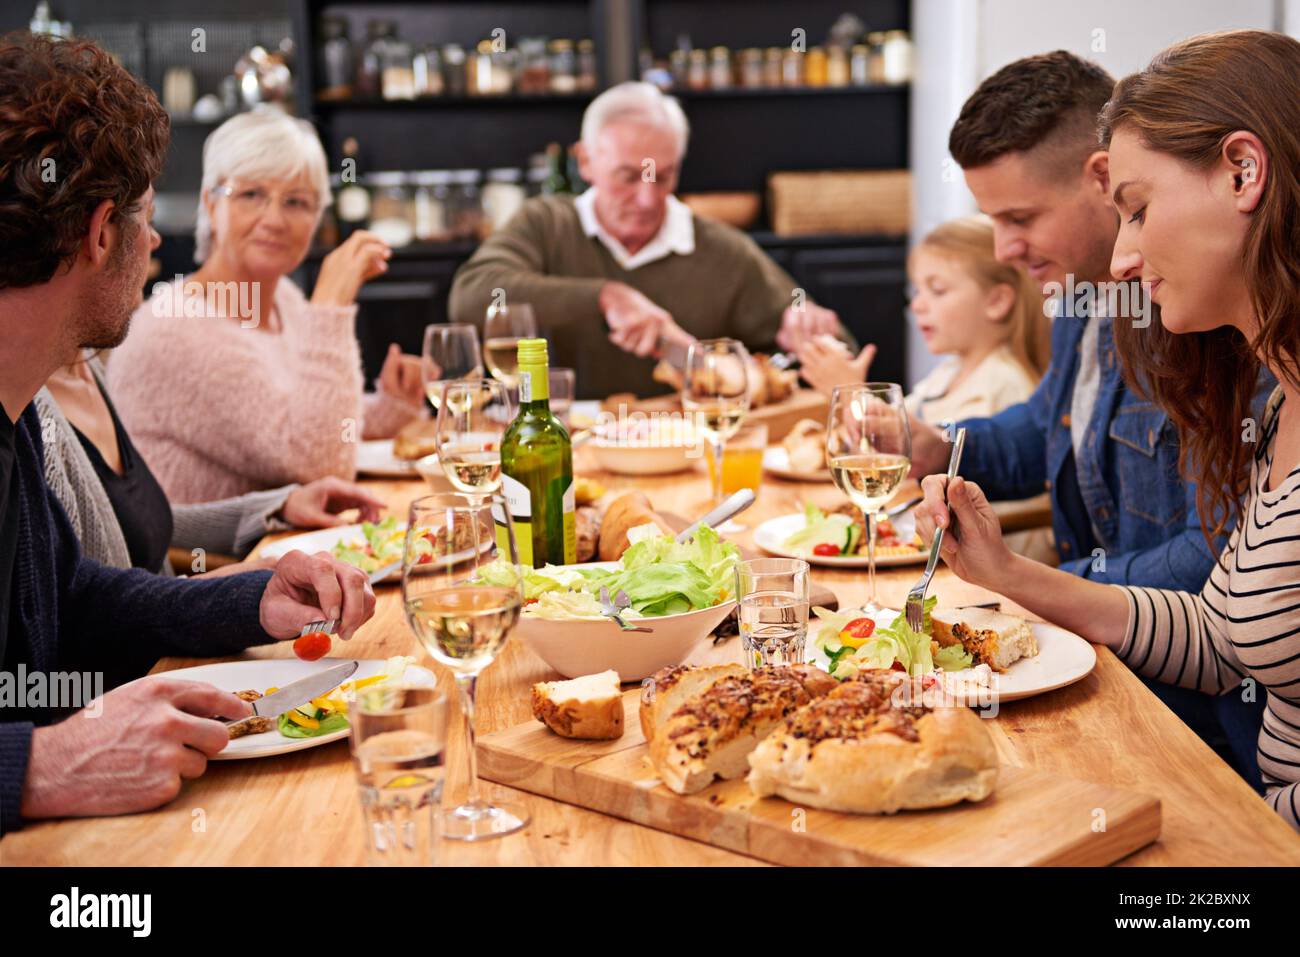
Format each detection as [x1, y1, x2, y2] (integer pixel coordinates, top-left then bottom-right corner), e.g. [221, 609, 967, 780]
[499, 338, 576, 567]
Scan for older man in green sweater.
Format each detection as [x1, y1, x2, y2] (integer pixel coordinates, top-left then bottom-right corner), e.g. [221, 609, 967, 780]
[448, 82, 847, 399]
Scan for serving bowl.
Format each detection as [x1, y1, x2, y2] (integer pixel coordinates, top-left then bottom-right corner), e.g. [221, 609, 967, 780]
[585, 419, 705, 476]
[513, 563, 737, 681]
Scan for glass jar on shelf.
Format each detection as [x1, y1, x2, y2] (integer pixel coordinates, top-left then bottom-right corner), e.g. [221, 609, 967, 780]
[518, 37, 550, 93]
[738, 48, 763, 89]
[549, 39, 577, 93]
[335, 138, 371, 241]
[850, 43, 870, 85]
[413, 45, 444, 97]
[687, 49, 708, 90]
[708, 46, 731, 89]
[781, 46, 803, 87]
[827, 45, 849, 87]
[867, 32, 887, 84]
[412, 170, 452, 243]
[317, 15, 353, 100]
[577, 38, 598, 91]
[669, 48, 689, 88]
[368, 172, 414, 247]
[356, 19, 395, 99]
[381, 38, 415, 100]
[763, 47, 783, 87]
[492, 44, 516, 95]
[882, 30, 913, 84]
[525, 163, 548, 198]
[482, 168, 525, 233]
[469, 40, 494, 96]
[804, 46, 828, 87]
[449, 170, 485, 239]
[441, 44, 467, 97]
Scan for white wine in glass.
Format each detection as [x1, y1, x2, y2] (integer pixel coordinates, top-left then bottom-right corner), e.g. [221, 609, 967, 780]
[435, 379, 511, 502]
[483, 302, 537, 389]
[423, 323, 484, 410]
[681, 338, 751, 507]
[401, 492, 528, 841]
[826, 383, 911, 612]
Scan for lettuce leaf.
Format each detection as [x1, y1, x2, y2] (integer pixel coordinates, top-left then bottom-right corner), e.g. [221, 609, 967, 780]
[276, 711, 350, 738]
[934, 642, 974, 671]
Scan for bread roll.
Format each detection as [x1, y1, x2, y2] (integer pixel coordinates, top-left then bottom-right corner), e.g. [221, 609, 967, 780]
[575, 506, 599, 562]
[598, 491, 673, 562]
[638, 663, 747, 742]
[747, 672, 999, 814]
[531, 670, 625, 740]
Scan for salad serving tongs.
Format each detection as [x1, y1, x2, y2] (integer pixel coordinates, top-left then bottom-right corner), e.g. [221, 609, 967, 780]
[599, 586, 652, 633]
[674, 489, 755, 544]
[904, 428, 967, 633]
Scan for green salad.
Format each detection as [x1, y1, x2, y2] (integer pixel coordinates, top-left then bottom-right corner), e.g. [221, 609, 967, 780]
[331, 516, 410, 574]
[813, 597, 973, 678]
[477, 525, 740, 620]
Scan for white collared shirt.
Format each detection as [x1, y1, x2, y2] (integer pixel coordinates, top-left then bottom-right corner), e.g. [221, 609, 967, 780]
[573, 188, 695, 270]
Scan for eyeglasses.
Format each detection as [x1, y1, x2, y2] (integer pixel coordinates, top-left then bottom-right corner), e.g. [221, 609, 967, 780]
[212, 183, 321, 220]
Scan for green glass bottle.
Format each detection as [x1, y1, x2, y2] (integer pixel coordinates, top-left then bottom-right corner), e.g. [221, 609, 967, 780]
[499, 338, 576, 567]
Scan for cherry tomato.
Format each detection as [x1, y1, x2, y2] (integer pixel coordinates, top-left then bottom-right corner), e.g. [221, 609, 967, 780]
[812, 543, 841, 556]
[293, 631, 332, 661]
[890, 660, 906, 672]
[837, 617, 876, 648]
[877, 519, 896, 538]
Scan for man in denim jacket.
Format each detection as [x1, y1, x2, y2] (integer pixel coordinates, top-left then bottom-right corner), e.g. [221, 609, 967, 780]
[906, 50, 1266, 783]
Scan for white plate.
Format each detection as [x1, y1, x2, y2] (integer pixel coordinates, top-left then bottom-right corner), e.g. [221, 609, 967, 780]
[356, 439, 418, 478]
[753, 511, 927, 567]
[256, 523, 491, 582]
[762, 446, 831, 482]
[804, 608, 1097, 703]
[161, 657, 436, 760]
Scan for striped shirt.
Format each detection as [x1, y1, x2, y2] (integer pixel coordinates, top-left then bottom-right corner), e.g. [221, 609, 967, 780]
[1120, 387, 1300, 831]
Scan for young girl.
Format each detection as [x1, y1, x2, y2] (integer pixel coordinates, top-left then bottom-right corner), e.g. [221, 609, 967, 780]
[915, 30, 1300, 831]
[797, 215, 1050, 424]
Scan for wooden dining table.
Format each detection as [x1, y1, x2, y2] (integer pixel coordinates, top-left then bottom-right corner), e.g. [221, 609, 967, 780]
[5, 446, 1300, 867]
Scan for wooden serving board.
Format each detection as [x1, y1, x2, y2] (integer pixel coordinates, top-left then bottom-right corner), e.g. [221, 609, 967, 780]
[479, 690, 1162, 867]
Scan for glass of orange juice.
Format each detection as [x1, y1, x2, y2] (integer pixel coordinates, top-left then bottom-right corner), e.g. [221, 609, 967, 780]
[706, 421, 767, 529]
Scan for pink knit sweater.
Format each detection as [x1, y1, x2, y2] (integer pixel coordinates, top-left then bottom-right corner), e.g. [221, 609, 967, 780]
[108, 276, 421, 504]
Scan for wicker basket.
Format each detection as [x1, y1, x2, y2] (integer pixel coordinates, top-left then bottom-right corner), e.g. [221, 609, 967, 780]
[767, 169, 911, 237]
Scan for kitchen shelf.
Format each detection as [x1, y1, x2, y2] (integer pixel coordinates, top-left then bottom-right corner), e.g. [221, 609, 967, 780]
[669, 83, 908, 99]
[313, 92, 596, 109]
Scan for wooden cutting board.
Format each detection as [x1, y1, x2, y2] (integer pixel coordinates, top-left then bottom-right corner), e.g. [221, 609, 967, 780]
[478, 689, 1162, 866]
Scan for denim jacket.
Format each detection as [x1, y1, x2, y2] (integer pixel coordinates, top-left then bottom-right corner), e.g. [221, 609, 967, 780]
[957, 314, 1220, 591]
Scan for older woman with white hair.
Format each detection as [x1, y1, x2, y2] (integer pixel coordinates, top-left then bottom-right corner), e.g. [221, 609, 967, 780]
[108, 107, 424, 503]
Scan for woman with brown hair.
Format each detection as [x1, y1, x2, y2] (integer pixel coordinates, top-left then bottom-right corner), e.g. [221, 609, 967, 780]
[913, 29, 1300, 830]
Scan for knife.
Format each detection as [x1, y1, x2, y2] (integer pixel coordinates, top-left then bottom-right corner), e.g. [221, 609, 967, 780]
[675, 489, 756, 543]
[227, 660, 359, 724]
[368, 560, 401, 585]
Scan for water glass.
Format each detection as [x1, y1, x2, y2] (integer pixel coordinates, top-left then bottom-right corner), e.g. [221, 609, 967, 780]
[735, 558, 810, 670]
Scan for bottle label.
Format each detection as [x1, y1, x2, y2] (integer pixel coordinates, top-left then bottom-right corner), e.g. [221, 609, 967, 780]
[519, 370, 532, 403]
[499, 472, 533, 567]
[562, 477, 576, 564]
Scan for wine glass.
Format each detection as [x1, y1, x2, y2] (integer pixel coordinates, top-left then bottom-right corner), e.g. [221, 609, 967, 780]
[826, 383, 912, 612]
[401, 492, 528, 841]
[435, 379, 512, 504]
[482, 302, 537, 391]
[682, 338, 751, 507]
[423, 323, 484, 411]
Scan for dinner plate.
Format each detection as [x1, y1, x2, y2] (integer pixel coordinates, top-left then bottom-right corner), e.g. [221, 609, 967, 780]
[256, 523, 492, 582]
[753, 511, 927, 567]
[804, 608, 1097, 703]
[355, 439, 419, 478]
[762, 446, 831, 482]
[162, 657, 436, 760]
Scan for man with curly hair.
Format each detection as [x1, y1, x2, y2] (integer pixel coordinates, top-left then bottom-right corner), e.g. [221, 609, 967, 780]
[0, 32, 376, 833]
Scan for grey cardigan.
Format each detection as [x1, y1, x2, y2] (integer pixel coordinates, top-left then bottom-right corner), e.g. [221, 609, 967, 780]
[34, 361, 295, 573]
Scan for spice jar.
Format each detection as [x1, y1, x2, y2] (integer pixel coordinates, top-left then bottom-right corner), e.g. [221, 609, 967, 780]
[827, 45, 849, 87]
[687, 49, 708, 90]
[442, 44, 467, 96]
[413, 45, 444, 97]
[669, 48, 689, 88]
[317, 15, 353, 100]
[763, 47, 783, 87]
[739, 48, 763, 88]
[368, 172, 414, 247]
[356, 19, 394, 99]
[518, 36, 549, 93]
[549, 39, 577, 93]
[381, 38, 415, 100]
[708, 46, 731, 88]
[577, 38, 598, 91]
[449, 169, 485, 239]
[804, 46, 828, 87]
[482, 168, 525, 232]
[412, 170, 452, 242]
[781, 47, 803, 87]
[850, 44, 870, 85]
[882, 30, 913, 84]
[867, 32, 887, 84]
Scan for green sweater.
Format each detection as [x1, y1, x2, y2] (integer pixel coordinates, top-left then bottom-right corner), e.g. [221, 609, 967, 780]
[448, 195, 801, 399]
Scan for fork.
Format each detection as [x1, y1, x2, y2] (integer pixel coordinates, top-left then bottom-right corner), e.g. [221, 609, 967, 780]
[299, 618, 338, 639]
[904, 428, 967, 633]
[599, 586, 652, 633]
